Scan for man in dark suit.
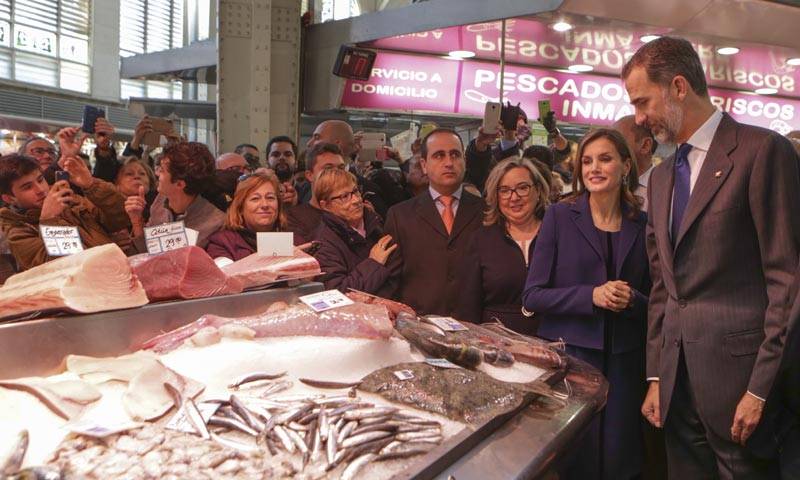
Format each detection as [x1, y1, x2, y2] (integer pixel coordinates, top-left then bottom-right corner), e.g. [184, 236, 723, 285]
[384, 128, 483, 316]
[623, 36, 800, 478]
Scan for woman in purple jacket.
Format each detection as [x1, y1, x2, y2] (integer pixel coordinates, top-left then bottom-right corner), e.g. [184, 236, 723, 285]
[523, 128, 650, 480]
[455, 157, 550, 335]
[312, 168, 397, 295]
[205, 172, 285, 262]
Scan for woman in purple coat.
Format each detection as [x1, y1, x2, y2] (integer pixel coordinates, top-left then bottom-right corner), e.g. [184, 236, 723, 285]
[205, 172, 286, 262]
[523, 128, 650, 480]
[312, 168, 397, 295]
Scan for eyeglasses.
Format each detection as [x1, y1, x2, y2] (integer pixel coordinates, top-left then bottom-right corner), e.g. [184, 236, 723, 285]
[30, 147, 56, 156]
[327, 187, 361, 204]
[498, 183, 533, 200]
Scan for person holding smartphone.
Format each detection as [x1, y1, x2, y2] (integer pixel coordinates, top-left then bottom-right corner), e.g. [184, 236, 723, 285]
[0, 129, 131, 270]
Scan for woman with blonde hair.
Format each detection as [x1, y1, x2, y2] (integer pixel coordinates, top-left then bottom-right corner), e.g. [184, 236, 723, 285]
[205, 172, 285, 262]
[115, 157, 157, 221]
[455, 157, 549, 334]
[312, 168, 397, 294]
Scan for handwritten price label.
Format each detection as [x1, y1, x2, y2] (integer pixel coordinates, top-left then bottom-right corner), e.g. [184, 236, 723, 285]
[426, 316, 469, 332]
[299, 290, 355, 312]
[145, 221, 189, 254]
[39, 225, 84, 256]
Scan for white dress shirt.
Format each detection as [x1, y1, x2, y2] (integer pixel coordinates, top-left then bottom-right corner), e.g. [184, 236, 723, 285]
[429, 184, 463, 217]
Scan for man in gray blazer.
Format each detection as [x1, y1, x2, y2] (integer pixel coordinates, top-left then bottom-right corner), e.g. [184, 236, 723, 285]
[623, 36, 800, 478]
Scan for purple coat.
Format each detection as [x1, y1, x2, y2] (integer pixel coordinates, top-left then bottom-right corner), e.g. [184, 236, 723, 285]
[205, 229, 255, 261]
[312, 209, 392, 295]
[522, 193, 650, 353]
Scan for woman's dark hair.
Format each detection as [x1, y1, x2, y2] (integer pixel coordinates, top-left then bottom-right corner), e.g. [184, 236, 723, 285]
[162, 142, 215, 196]
[568, 128, 641, 218]
[0, 154, 40, 195]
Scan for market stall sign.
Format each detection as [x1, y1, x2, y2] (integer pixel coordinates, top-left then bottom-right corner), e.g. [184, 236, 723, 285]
[145, 221, 190, 254]
[342, 51, 800, 134]
[299, 289, 355, 313]
[257, 232, 294, 257]
[39, 225, 84, 257]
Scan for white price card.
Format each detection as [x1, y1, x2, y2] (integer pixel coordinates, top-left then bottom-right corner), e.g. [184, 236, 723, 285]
[39, 225, 84, 256]
[393, 370, 415, 381]
[425, 358, 462, 369]
[299, 289, 355, 312]
[66, 419, 144, 438]
[145, 221, 189, 254]
[426, 316, 469, 332]
[186, 227, 199, 247]
[165, 402, 220, 434]
[257, 232, 294, 257]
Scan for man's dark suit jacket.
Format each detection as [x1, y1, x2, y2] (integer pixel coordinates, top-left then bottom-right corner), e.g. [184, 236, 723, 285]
[646, 113, 800, 441]
[383, 189, 483, 316]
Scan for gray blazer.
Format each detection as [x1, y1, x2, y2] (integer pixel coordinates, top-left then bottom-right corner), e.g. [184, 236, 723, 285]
[647, 113, 800, 439]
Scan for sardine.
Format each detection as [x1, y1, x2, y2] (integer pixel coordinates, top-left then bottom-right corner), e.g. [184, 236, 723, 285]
[396, 431, 442, 442]
[334, 417, 345, 432]
[311, 421, 322, 460]
[325, 424, 337, 466]
[209, 432, 259, 454]
[379, 440, 403, 454]
[288, 421, 308, 432]
[286, 427, 309, 454]
[260, 380, 293, 398]
[340, 452, 377, 480]
[337, 421, 358, 444]
[1, 430, 29, 476]
[343, 407, 398, 421]
[298, 378, 361, 389]
[208, 415, 259, 437]
[228, 371, 286, 389]
[229, 394, 265, 431]
[352, 422, 400, 436]
[357, 415, 393, 426]
[273, 425, 295, 453]
[375, 447, 431, 461]
[319, 405, 329, 439]
[341, 430, 393, 449]
[184, 398, 211, 440]
[264, 434, 278, 456]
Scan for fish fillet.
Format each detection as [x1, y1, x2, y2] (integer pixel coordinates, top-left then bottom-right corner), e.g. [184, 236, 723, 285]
[122, 360, 204, 421]
[141, 302, 393, 353]
[0, 244, 148, 320]
[66, 351, 160, 384]
[0, 377, 101, 420]
[221, 250, 321, 290]
[128, 246, 243, 302]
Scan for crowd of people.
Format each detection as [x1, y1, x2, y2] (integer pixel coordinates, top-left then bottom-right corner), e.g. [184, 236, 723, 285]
[1, 37, 800, 480]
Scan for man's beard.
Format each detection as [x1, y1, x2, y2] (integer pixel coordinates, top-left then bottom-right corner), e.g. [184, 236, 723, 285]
[274, 161, 294, 182]
[653, 92, 683, 144]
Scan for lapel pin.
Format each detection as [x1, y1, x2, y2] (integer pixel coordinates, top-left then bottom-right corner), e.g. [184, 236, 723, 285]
[714, 170, 722, 178]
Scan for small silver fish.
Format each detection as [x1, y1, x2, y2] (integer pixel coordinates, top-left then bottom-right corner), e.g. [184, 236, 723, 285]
[228, 371, 287, 389]
[337, 421, 358, 444]
[229, 394, 265, 432]
[396, 431, 442, 442]
[0, 430, 29, 476]
[273, 425, 295, 453]
[311, 421, 322, 460]
[208, 415, 259, 437]
[286, 427, 309, 454]
[260, 380, 293, 398]
[184, 398, 211, 440]
[298, 378, 361, 389]
[341, 430, 393, 449]
[343, 407, 398, 421]
[341, 453, 377, 480]
[319, 405, 329, 439]
[325, 424, 337, 466]
[209, 432, 259, 454]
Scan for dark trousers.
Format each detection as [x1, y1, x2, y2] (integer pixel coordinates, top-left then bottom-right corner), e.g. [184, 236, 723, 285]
[781, 424, 800, 480]
[559, 345, 645, 480]
[664, 349, 779, 480]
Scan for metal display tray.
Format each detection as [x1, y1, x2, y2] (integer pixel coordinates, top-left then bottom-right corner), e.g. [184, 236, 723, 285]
[0, 283, 606, 479]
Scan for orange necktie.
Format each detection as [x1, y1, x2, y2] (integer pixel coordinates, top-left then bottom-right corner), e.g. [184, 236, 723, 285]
[439, 195, 454, 234]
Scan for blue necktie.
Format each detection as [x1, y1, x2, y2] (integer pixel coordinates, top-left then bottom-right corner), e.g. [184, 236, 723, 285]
[671, 143, 693, 245]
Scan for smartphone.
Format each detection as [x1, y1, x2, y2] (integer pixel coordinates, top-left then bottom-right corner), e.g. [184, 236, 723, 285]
[359, 132, 386, 163]
[538, 99, 552, 121]
[143, 117, 174, 148]
[482, 102, 502, 134]
[81, 106, 105, 134]
[55, 170, 70, 183]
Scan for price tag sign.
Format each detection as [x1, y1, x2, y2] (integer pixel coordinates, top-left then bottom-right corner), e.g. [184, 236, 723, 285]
[393, 370, 415, 381]
[39, 225, 84, 256]
[257, 232, 294, 257]
[165, 402, 220, 434]
[145, 221, 189, 254]
[66, 419, 144, 438]
[426, 316, 469, 332]
[299, 289, 355, 312]
[425, 358, 462, 369]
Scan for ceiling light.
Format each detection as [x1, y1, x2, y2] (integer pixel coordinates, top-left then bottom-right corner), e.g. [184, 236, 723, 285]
[442, 55, 464, 61]
[717, 47, 740, 55]
[447, 50, 475, 59]
[551, 22, 573, 32]
[787, 57, 800, 66]
[568, 64, 593, 73]
[640, 35, 660, 43]
[754, 87, 778, 95]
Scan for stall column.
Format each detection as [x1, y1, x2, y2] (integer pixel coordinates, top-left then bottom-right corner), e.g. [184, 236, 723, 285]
[217, 0, 301, 156]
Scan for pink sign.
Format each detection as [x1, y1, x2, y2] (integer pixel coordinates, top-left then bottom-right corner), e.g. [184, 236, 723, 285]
[340, 52, 460, 113]
[365, 18, 800, 98]
[341, 52, 800, 135]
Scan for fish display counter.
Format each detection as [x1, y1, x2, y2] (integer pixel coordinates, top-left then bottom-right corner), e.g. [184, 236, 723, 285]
[0, 282, 607, 479]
